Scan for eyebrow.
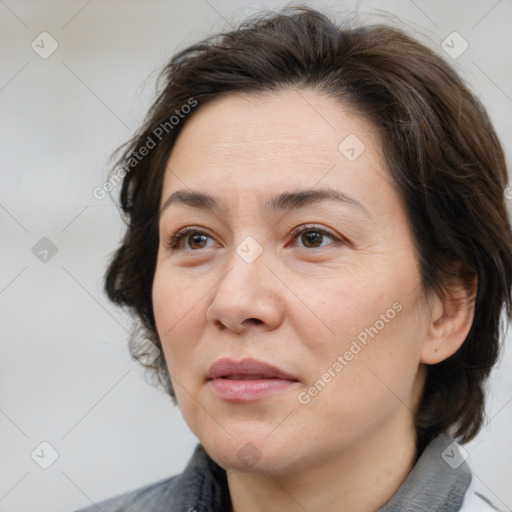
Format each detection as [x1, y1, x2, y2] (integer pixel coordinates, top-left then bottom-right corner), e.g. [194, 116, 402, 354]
[159, 188, 370, 218]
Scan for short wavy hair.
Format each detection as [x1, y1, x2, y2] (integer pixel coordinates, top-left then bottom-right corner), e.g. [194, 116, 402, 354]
[103, 5, 512, 450]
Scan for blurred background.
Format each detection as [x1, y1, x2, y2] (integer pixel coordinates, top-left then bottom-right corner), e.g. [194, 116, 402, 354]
[1, 1, 511, 511]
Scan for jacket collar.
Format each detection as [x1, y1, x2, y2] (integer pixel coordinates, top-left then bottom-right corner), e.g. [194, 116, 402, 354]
[172, 433, 471, 512]
[377, 433, 472, 511]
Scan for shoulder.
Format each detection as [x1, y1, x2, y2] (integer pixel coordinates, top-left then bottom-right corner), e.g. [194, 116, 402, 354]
[460, 479, 509, 512]
[72, 443, 230, 512]
[72, 474, 180, 512]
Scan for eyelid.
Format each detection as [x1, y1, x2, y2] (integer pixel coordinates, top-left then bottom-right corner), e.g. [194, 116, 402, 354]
[165, 223, 347, 251]
[164, 225, 215, 250]
[288, 223, 341, 247]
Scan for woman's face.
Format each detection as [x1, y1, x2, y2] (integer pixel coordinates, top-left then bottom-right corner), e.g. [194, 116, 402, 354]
[152, 88, 433, 473]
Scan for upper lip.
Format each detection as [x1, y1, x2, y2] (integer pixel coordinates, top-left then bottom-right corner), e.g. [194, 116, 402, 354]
[207, 357, 299, 381]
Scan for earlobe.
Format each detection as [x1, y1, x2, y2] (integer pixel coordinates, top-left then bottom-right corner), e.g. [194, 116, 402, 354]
[420, 274, 477, 365]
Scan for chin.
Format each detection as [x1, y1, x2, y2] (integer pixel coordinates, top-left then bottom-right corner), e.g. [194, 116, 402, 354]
[199, 427, 304, 475]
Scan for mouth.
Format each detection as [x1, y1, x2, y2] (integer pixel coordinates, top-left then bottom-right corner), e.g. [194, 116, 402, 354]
[207, 357, 298, 380]
[220, 374, 287, 380]
[207, 358, 299, 401]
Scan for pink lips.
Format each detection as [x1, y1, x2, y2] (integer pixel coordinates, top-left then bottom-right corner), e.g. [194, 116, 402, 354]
[207, 357, 299, 401]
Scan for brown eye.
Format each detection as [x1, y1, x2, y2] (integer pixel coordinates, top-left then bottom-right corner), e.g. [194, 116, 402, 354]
[166, 224, 343, 251]
[186, 233, 209, 250]
[292, 225, 341, 249]
[166, 228, 213, 250]
[300, 230, 327, 248]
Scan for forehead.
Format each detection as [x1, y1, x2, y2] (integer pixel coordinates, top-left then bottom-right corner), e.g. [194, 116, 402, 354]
[161, 88, 393, 216]
[168, 88, 378, 164]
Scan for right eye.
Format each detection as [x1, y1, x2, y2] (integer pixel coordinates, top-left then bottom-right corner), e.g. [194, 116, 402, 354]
[165, 227, 216, 251]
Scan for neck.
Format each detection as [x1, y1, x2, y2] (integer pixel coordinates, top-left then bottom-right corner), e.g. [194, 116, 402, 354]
[226, 416, 417, 512]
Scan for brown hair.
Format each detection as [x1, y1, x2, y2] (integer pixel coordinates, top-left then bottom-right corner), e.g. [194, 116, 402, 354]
[103, 5, 512, 449]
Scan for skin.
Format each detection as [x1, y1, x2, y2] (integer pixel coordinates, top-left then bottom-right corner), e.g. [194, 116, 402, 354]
[152, 88, 476, 512]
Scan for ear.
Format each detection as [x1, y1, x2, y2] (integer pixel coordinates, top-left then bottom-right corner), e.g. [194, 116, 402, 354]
[420, 273, 478, 365]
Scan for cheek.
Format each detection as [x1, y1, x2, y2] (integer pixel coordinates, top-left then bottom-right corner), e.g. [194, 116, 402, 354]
[152, 269, 209, 418]
[152, 268, 177, 338]
[297, 307, 424, 439]
[296, 270, 425, 402]
[152, 266, 203, 372]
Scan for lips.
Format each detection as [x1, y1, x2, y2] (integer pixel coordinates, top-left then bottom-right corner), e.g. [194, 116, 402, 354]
[207, 357, 299, 401]
[207, 357, 299, 381]
[223, 375, 270, 380]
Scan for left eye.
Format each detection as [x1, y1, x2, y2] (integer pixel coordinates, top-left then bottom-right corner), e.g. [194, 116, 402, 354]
[165, 224, 341, 251]
[290, 225, 340, 249]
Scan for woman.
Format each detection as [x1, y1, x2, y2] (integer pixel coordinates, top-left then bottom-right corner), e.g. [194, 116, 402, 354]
[75, 5, 512, 512]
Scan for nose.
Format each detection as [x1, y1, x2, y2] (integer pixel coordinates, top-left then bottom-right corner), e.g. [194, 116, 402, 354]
[206, 249, 284, 334]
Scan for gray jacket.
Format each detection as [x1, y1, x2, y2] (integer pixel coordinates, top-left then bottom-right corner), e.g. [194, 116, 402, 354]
[74, 433, 503, 511]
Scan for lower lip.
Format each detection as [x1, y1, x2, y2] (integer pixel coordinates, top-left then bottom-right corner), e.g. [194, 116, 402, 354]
[209, 378, 297, 401]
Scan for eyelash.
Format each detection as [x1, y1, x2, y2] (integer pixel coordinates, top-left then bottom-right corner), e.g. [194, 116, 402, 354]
[164, 224, 344, 251]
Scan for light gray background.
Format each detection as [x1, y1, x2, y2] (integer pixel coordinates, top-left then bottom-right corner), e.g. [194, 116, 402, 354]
[1, 1, 511, 511]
